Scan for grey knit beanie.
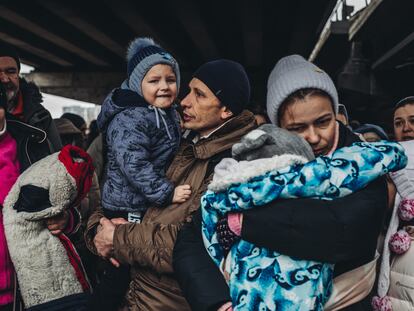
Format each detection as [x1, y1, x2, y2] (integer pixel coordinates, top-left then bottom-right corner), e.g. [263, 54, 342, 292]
[126, 37, 180, 96]
[232, 124, 315, 162]
[266, 55, 339, 126]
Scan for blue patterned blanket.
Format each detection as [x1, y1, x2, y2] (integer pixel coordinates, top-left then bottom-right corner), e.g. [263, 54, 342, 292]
[201, 141, 407, 310]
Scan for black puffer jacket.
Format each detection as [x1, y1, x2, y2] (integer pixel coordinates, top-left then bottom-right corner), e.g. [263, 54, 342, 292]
[173, 122, 388, 311]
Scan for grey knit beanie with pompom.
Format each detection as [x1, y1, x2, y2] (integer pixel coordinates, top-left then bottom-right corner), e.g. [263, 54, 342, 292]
[126, 37, 180, 96]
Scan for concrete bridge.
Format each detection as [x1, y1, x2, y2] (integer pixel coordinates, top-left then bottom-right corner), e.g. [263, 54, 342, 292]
[0, 0, 337, 106]
[312, 0, 414, 129]
[3, 0, 409, 130]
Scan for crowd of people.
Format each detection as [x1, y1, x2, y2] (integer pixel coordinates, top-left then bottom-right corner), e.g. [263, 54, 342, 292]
[0, 36, 414, 311]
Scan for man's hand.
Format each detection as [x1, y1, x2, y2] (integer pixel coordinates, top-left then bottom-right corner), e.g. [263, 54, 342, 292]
[94, 217, 128, 267]
[94, 217, 115, 258]
[46, 210, 69, 235]
[173, 184, 192, 203]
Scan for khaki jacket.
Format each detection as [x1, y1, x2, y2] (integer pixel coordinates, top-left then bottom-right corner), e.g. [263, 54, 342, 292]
[85, 110, 256, 310]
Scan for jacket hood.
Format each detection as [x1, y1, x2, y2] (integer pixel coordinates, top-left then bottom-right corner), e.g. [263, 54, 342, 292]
[209, 154, 308, 192]
[97, 88, 147, 133]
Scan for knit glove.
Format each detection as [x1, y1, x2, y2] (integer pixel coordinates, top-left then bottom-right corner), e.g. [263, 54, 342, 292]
[216, 216, 241, 253]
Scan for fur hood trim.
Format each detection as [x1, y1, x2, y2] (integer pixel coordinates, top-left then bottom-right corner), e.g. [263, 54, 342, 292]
[208, 154, 308, 192]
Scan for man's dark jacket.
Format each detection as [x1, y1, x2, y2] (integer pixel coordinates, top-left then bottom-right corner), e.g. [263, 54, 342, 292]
[9, 79, 62, 168]
[173, 122, 388, 311]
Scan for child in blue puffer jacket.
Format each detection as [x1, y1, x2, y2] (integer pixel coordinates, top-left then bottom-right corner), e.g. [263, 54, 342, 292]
[98, 37, 191, 223]
[93, 37, 191, 311]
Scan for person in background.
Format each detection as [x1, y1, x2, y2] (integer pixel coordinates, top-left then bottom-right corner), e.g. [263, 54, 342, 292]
[86, 119, 99, 149]
[337, 103, 349, 126]
[376, 99, 414, 309]
[0, 47, 61, 153]
[355, 123, 389, 142]
[349, 119, 361, 131]
[87, 134, 105, 188]
[372, 139, 414, 310]
[61, 112, 87, 149]
[54, 118, 83, 147]
[249, 103, 270, 126]
[393, 96, 414, 142]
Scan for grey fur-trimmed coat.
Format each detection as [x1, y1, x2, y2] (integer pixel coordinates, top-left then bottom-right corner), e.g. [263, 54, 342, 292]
[97, 88, 181, 213]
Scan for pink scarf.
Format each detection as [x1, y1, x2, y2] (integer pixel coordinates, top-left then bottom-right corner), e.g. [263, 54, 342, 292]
[0, 132, 20, 306]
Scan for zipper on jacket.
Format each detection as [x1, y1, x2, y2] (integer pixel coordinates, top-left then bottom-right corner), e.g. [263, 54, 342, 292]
[25, 138, 32, 166]
[8, 119, 47, 143]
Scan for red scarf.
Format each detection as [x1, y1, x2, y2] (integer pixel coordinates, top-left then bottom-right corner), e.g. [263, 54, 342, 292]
[57, 145, 94, 294]
[10, 93, 24, 120]
[58, 145, 94, 207]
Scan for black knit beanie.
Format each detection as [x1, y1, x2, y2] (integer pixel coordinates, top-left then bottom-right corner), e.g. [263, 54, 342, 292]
[0, 46, 21, 71]
[193, 59, 250, 115]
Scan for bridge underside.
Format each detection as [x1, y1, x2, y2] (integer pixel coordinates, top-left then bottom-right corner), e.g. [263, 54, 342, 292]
[313, 0, 414, 130]
[0, 0, 336, 105]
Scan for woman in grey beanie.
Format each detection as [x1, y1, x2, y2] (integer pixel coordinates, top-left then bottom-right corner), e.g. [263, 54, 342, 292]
[173, 55, 393, 311]
[236, 55, 390, 309]
[267, 55, 339, 156]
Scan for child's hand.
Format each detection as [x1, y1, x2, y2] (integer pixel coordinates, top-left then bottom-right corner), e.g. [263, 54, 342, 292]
[173, 185, 192, 203]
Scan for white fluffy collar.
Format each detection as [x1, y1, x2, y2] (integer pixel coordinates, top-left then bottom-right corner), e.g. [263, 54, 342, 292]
[208, 154, 308, 192]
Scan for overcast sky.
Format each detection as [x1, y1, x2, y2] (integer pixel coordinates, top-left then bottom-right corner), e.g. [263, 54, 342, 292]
[41, 93, 97, 118]
[20, 63, 98, 119]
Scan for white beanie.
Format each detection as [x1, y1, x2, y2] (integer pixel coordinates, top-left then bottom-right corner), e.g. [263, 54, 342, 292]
[266, 55, 339, 126]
